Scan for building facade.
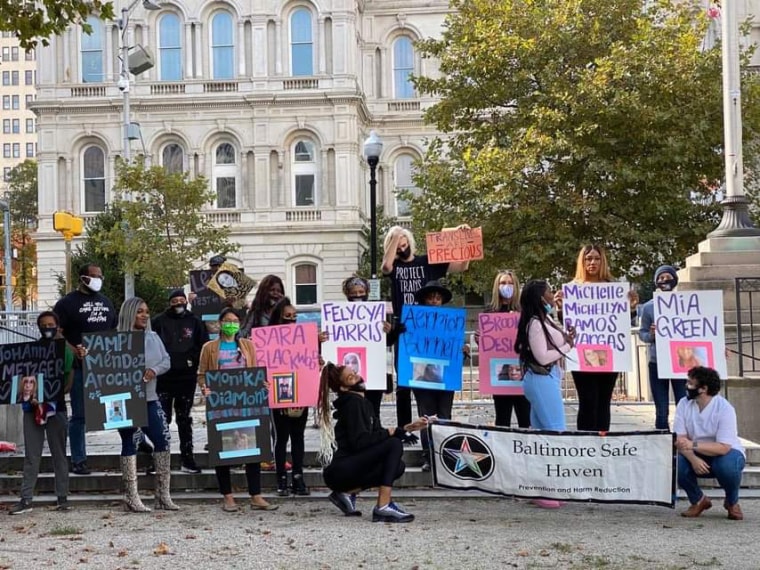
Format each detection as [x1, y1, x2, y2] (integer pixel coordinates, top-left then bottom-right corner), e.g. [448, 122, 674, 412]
[33, 0, 449, 309]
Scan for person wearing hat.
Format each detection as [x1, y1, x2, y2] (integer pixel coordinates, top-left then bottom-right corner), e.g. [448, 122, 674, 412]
[151, 288, 209, 473]
[638, 265, 687, 430]
[209, 255, 227, 272]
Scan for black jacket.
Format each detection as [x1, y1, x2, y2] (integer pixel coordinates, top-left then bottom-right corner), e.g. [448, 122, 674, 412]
[151, 309, 208, 384]
[332, 392, 388, 459]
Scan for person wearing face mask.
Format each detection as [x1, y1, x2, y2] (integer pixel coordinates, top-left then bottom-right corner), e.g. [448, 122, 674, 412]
[151, 289, 208, 473]
[9, 312, 75, 515]
[638, 265, 687, 430]
[673, 367, 745, 520]
[240, 274, 285, 339]
[53, 263, 117, 475]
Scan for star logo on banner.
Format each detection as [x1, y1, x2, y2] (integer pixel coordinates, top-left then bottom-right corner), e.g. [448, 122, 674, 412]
[439, 434, 494, 481]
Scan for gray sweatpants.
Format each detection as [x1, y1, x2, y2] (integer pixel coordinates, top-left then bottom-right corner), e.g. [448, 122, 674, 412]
[21, 410, 69, 501]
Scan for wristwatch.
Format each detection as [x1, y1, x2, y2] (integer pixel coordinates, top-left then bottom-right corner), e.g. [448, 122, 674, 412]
[693, 441, 699, 450]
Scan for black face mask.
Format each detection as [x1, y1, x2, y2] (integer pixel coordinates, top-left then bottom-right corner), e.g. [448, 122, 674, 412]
[282, 317, 297, 324]
[40, 327, 57, 339]
[657, 280, 675, 292]
[686, 386, 701, 400]
[348, 296, 368, 302]
[397, 247, 410, 260]
[348, 380, 366, 393]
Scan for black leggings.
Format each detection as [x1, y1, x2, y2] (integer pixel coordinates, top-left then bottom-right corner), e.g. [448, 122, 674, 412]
[215, 463, 261, 496]
[272, 410, 308, 478]
[365, 390, 383, 422]
[493, 395, 531, 428]
[572, 371, 619, 431]
[323, 437, 405, 493]
[413, 388, 454, 454]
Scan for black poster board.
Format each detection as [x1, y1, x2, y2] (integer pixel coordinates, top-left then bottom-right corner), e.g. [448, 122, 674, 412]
[0, 340, 65, 405]
[190, 269, 224, 318]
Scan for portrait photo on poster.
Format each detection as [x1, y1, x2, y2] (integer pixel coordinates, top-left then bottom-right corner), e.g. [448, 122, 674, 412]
[216, 420, 262, 461]
[577, 344, 614, 372]
[274, 372, 297, 404]
[670, 341, 713, 373]
[337, 346, 366, 379]
[101, 393, 133, 429]
[491, 358, 523, 387]
[410, 357, 449, 389]
[13, 374, 43, 404]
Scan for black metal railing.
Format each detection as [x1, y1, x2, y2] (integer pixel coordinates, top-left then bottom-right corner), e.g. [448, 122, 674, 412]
[735, 277, 760, 376]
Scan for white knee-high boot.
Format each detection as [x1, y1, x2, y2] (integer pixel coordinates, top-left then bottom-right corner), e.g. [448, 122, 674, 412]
[121, 455, 151, 513]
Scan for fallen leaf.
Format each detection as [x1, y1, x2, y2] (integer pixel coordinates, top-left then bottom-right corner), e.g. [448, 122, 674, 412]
[82, 546, 95, 553]
[517, 550, 530, 557]
[109, 541, 114, 548]
[117, 550, 128, 558]
[79, 558, 88, 563]
[153, 542, 171, 556]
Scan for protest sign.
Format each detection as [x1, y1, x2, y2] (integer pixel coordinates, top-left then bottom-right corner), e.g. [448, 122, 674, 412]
[205, 366, 272, 466]
[477, 312, 523, 395]
[206, 262, 256, 304]
[398, 305, 466, 391]
[321, 301, 387, 391]
[82, 331, 147, 431]
[252, 322, 320, 408]
[0, 340, 65, 405]
[190, 269, 224, 318]
[562, 282, 632, 372]
[654, 290, 727, 378]
[431, 421, 675, 506]
[426, 227, 484, 264]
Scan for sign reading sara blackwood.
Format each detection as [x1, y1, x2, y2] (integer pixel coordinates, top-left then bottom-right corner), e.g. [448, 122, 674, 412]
[0, 340, 65, 405]
[321, 301, 387, 391]
[562, 282, 632, 373]
[426, 227, 484, 264]
[654, 290, 727, 378]
[252, 322, 320, 408]
[477, 312, 523, 396]
[431, 422, 675, 506]
[398, 305, 466, 392]
[205, 366, 272, 467]
[82, 331, 147, 431]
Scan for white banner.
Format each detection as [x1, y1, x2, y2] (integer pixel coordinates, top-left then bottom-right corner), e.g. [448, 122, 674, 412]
[431, 422, 675, 506]
[654, 290, 727, 379]
[320, 301, 387, 391]
[562, 282, 632, 372]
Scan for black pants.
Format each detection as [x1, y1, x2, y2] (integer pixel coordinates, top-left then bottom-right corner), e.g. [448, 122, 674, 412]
[493, 395, 531, 428]
[215, 462, 261, 496]
[413, 388, 454, 455]
[272, 409, 308, 478]
[158, 380, 196, 459]
[365, 390, 383, 422]
[323, 437, 405, 493]
[393, 341, 412, 427]
[571, 371, 619, 431]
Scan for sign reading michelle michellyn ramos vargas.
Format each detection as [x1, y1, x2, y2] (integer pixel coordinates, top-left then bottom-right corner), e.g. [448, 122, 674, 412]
[431, 422, 675, 507]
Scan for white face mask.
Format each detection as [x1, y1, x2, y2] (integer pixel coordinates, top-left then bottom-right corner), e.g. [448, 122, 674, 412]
[84, 276, 103, 293]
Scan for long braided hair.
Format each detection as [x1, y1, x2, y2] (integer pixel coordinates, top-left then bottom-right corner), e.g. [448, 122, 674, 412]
[317, 362, 346, 466]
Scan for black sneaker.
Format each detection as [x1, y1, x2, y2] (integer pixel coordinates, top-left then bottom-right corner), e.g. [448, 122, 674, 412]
[146, 463, 156, 476]
[71, 462, 91, 475]
[137, 441, 154, 455]
[421, 461, 431, 472]
[276, 475, 290, 497]
[9, 499, 32, 515]
[56, 498, 71, 511]
[328, 491, 361, 517]
[291, 474, 310, 496]
[372, 501, 414, 523]
[181, 460, 202, 474]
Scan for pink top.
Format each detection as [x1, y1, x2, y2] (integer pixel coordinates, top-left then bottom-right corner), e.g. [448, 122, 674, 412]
[528, 317, 571, 366]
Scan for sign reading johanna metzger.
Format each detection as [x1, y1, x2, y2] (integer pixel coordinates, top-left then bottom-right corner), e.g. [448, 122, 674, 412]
[430, 422, 675, 507]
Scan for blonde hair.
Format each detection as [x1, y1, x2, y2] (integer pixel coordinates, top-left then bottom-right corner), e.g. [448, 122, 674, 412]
[573, 244, 614, 283]
[383, 226, 416, 257]
[489, 270, 521, 312]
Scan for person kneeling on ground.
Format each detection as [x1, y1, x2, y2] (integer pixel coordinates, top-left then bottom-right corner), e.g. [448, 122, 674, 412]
[674, 366, 745, 520]
[317, 363, 428, 523]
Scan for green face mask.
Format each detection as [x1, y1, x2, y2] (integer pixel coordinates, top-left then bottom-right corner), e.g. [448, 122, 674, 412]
[220, 322, 240, 336]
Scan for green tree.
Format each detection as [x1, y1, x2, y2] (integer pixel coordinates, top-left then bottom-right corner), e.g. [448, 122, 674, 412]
[95, 159, 236, 291]
[410, 0, 760, 293]
[6, 159, 38, 309]
[0, 1, 114, 50]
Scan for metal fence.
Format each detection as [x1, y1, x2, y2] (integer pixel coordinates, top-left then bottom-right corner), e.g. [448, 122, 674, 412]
[735, 277, 760, 377]
[0, 311, 39, 344]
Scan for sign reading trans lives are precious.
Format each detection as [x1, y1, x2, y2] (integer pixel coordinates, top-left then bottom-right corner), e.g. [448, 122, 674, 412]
[0, 340, 66, 405]
[426, 227, 484, 264]
[82, 331, 147, 431]
[654, 290, 727, 379]
[321, 301, 387, 391]
[477, 312, 524, 396]
[205, 367, 272, 467]
[398, 305, 466, 391]
[562, 282, 632, 373]
[431, 422, 675, 506]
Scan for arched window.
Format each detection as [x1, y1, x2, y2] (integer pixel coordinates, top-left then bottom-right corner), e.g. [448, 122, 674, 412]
[294, 262, 318, 305]
[214, 143, 237, 208]
[293, 140, 316, 206]
[83, 146, 106, 212]
[211, 12, 234, 79]
[81, 17, 104, 83]
[393, 36, 415, 99]
[290, 9, 313, 76]
[158, 13, 182, 81]
[394, 154, 420, 217]
[161, 143, 184, 174]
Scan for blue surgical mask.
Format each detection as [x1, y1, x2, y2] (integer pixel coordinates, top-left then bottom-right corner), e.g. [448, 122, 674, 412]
[499, 285, 514, 299]
[544, 302, 555, 315]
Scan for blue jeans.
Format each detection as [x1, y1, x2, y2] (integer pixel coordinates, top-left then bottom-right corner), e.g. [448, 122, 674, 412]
[68, 368, 86, 464]
[118, 401, 171, 456]
[649, 362, 686, 430]
[677, 449, 745, 506]
[523, 365, 566, 431]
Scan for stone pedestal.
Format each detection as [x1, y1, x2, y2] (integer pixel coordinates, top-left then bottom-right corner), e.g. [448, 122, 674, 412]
[0, 405, 23, 446]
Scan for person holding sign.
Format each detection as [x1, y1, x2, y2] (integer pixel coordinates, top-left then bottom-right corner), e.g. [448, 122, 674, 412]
[556, 245, 638, 432]
[674, 367, 745, 521]
[240, 274, 285, 338]
[317, 362, 427, 522]
[638, 266, 687, 430]
[198, 307, 278, 512]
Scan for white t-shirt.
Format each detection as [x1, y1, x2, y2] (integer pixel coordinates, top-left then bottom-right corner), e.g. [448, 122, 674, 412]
[673, 395, 745, 456]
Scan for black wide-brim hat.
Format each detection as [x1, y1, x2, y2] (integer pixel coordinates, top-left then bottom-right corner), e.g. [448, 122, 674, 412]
[414, 280, 453, 305]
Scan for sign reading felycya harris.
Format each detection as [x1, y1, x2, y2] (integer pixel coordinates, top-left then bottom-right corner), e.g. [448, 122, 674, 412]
[431, 422, 675, 506]
[477, 312, 523, 395]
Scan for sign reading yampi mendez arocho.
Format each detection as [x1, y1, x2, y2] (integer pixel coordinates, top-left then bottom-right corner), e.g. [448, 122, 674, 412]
[430, 422, 675, 507]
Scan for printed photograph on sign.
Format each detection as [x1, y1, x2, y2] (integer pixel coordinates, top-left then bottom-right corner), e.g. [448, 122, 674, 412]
[491, 358, 523, 387]
[410, 358, 449, 389]
[216, 419, 263, 461]
[107, 401, 125, 423]
[670, 342, 713, 373]
[274, 372, 297, 404]
[13, 374, 42, 404]
[222, 427, 257, 452]
[338, 346, 366, 379]
[101, 393, 133, 429]
[578, 345, 614, 372]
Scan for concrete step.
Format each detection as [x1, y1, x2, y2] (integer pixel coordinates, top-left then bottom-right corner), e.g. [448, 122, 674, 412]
[697, 236, 760, 253]
[685, 251, 760, 268]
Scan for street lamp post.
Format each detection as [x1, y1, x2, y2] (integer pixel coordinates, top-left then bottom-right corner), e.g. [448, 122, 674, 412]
[0, 199, 12, 311]
[363, 131, 383, 301]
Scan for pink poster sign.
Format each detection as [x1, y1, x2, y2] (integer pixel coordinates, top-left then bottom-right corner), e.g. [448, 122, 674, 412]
[251, 322, 320, 408]
[477, 312, 524, 396]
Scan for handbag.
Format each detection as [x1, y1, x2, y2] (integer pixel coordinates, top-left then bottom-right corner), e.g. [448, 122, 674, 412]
[526, 360, 553, 376]
[284, 407, 306, 418]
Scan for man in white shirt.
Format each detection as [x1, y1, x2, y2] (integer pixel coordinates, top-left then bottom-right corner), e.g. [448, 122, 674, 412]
[673, 367, 745, 520]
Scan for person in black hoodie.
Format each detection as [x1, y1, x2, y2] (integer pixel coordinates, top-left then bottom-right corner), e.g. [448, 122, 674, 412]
[317, 362, 428, 523]
[152, 289, 208, 473]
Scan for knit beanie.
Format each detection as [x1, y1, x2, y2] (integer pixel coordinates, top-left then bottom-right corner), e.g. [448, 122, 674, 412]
[653, 265, 679, 288]
[168, 288, 187, 301]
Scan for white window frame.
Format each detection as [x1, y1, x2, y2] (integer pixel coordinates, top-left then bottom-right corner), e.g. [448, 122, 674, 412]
[393, 153, 420, 217]
[289, 258, 321, 307]
[81, 145, 107, 213]
[212, 142, 238, 209]
[209, 10, 235, 80]
[292, 139, 318, 207]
